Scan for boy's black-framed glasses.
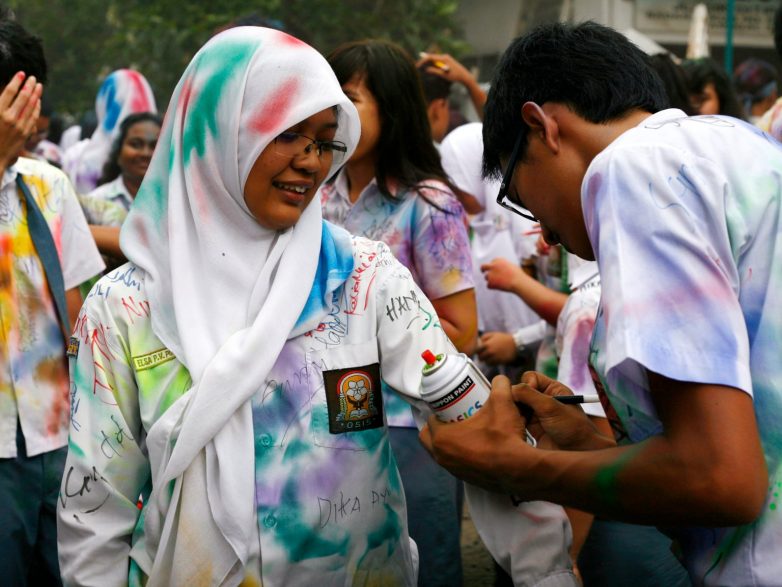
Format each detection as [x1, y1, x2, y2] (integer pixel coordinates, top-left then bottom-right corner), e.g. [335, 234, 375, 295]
[496, 129, 537, 222]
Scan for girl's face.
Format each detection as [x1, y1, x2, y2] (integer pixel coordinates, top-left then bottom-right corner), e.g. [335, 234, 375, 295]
[341, 75, 381, 164]
[244, 107, 340, 230]
[692, 82, 720, 115]
[118, 121, 160, 183]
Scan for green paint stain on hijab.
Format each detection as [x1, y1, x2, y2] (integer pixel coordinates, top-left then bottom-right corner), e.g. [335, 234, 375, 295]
[181, 38, 261, 166]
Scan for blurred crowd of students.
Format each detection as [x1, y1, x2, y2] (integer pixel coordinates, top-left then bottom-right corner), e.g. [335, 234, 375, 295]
[3, 3, 782, 586]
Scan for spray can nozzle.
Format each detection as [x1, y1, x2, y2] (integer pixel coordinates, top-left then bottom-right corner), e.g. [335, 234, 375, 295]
[421, 350, 438, 366]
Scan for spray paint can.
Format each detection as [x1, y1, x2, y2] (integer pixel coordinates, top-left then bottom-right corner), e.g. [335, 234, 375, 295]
[420, 349, 537, 446]
[421, 350, 490, 423]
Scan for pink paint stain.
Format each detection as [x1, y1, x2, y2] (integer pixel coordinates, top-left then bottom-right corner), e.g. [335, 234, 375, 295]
[178, 76, 197, 116]
[133, 220, 150, 248]
[126, 70, 152, 113]
[189, 162, 211, 223]
[249, 78, 299, 135]
[275, 30, 307, 48]
[51, 215, 63, 258]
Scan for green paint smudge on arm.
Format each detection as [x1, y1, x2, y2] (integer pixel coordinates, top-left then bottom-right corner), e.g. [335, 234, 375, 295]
[593, 443, 645, 509]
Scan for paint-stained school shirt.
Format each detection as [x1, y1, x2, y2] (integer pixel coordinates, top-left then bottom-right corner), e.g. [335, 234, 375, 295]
[320, 172, 474, 428]
[585, 109, 782, 585]
[80, 175, 134, 227]
[554, 260, 604, 419]
[58, 234, 574, 586]
[0, 157, 104, 458]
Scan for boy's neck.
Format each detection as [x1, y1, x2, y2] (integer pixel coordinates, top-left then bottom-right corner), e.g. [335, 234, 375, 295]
[574, 108, 653, 162]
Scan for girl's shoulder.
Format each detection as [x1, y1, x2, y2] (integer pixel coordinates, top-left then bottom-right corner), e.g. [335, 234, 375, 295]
[407, 179, 464, 215]
[80, 263, 149, 321]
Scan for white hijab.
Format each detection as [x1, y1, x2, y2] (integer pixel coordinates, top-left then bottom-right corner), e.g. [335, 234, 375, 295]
[63, 68, 157, 193]
[120, 27, 359, 585]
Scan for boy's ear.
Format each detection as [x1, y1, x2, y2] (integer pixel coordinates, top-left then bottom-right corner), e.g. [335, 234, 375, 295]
[520, 101, 560, 155]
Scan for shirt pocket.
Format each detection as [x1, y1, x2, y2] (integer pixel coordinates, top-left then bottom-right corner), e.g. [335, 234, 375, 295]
[307, 341, 386, 451]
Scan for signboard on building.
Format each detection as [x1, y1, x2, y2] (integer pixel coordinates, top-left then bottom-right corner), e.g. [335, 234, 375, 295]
[635, 0, 775, 43]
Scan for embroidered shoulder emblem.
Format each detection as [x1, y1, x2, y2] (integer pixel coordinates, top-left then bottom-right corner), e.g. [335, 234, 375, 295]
[323, 363, 384, 434]
[132, 348, 175, 371]
[66, 337, 80, 358]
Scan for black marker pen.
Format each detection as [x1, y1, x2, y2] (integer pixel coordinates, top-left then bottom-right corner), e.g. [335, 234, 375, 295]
[553, 395, 601, 405]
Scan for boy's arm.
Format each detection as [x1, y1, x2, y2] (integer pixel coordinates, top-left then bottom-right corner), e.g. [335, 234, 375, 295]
[89, 225, 124, 258]
[422, 373, 767, 526]
[481, 257, 568, 325]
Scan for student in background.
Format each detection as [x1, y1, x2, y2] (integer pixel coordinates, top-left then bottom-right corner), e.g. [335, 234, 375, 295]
[417, 52, 487, 121]
[62, 69, 156, 194]
[733, 58, 779, 125]
[0, 21, 104, 586]
[682, 56, 745, 118]
[79, 112, 161, 268]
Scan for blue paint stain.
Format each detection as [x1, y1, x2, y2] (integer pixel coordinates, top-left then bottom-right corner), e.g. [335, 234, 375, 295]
[100, 74, 121, 132]
[294, 221, 354, 331]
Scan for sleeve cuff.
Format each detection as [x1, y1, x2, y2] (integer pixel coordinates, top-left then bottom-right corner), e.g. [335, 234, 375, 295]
[513, 320, 547, 351]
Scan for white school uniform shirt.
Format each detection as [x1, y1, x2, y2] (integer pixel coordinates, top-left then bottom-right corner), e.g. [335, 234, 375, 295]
[88, 175, 134, 210]
[585, 108, 782, 585]
[79, 176, 135, 228]
[58, 235, 577, 587]
[0, 157, 104, 458]
[555, 260, 605, 418]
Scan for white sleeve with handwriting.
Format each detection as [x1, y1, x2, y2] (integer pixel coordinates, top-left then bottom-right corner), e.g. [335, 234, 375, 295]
[57, 300, 149, 587]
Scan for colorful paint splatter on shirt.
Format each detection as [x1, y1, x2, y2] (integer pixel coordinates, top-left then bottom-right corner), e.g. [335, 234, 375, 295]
[0, 158, 103, 458]
[320, 172, 474, 427]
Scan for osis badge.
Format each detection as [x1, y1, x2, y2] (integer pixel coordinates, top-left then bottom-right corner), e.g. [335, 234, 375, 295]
[323, 363, 384, 434]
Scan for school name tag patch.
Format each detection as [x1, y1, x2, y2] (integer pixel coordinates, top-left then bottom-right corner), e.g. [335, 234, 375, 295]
[66, 337, 80, 358]
[132, 348, 175, 371]
[323, 363, 384, 434]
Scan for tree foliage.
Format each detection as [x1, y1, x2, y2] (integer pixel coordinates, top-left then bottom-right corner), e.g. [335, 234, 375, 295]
[10, 0, 467, 117]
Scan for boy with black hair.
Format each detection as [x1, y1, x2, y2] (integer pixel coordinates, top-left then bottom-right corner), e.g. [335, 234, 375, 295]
[422, 21, 782, 586]
[0, 19, 103, 585]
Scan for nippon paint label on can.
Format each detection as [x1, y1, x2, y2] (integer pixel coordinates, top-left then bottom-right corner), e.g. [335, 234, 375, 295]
[420, 351, 491, 423]
[420, 349, 537, 447]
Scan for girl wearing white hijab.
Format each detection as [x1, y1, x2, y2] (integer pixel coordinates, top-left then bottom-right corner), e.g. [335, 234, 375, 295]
[63, 68, 157, 194]
[55, 26, 462, 586]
